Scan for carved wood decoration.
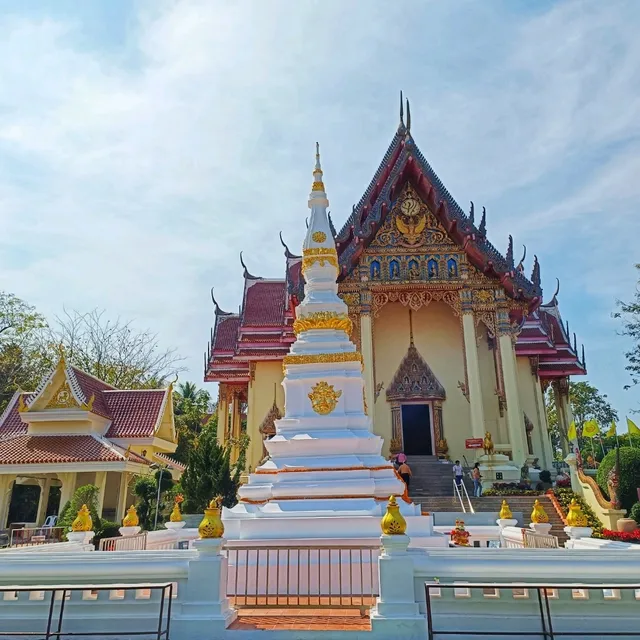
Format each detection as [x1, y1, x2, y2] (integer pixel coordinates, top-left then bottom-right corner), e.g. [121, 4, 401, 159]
[258, 399, 282, 459]
[386, 343, 446, 402]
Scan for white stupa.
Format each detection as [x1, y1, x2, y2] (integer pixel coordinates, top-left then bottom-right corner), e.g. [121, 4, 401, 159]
[223, 145, 434, 545]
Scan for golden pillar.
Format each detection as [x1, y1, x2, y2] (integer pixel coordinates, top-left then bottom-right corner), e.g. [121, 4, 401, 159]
[217, 384, 229, 446]
[460, 290, 485, 440]
[360, 288, 375, 426]
[552, 377, 572, 455]
[230, 390, 242, 464]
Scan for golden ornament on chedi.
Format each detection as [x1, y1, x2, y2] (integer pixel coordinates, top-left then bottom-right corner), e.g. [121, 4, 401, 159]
[311, 231, 327, 243]
[530, 499, 549, 524]
[170, 502, 183, 523]
[308, 381, 342, 415]
[380, 495, 407, 535]
[122, 505, 139, 527]
[566, 498, 588, 527]
[499, 500, 513, 520]
[198, 497, 224, 539]
[72, 504, 93, 532]
[293, 311, 353, 336]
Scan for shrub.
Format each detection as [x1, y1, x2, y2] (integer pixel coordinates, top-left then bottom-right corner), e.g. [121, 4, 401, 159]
[539, 470, 552, 484]
[630, 502, 640, 526]
[483, 482, 543, 497]
[132, 475, 158, 531]
[596, 447, 640, 512]
[550, 488, 603, 535]
[93, 520, 121, 548]
[57, 485, 102, 540]
[601, 529, 640, 544]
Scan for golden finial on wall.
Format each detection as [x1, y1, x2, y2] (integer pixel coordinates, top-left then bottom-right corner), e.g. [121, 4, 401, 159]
[531, 499, 549, 524]
[566, 498, 587, 527]
[122, 505, 139, 527]
[198, 496, 224, 539]
[72, 504, 93, 532]
[380, 496, 407, 535]
[499, 500, 513, 520]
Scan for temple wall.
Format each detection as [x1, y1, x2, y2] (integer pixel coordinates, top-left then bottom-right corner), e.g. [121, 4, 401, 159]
[247, 361, 285, 472]
[372, 301, 468, 459]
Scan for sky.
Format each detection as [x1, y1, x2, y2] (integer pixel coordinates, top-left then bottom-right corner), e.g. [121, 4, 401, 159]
[0, 0, 639, 421]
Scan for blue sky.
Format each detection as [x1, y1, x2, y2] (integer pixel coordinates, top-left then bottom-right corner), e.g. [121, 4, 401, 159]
[0, 0, 639, 421]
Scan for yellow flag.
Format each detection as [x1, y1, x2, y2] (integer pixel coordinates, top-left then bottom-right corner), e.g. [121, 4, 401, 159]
[605, 422, 616, 438]
[582, 420, 599, 438]
[567, 421, 577, 441]
[627, 417, 640, 436]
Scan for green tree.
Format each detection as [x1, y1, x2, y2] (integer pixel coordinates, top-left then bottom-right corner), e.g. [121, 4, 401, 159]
[0, 292, 49, 411]
[596, 447, 640, 512]
[172, 382, 215, 464]
[181, 424, 245, 512]
[614, 263, 640, 392]
[57, 484, 102, 539]
[546, 381, 618, 457]
[131, 470, 173, 530]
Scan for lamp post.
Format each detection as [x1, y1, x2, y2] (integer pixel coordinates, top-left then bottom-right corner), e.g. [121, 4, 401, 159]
[150, 463, 166, 531]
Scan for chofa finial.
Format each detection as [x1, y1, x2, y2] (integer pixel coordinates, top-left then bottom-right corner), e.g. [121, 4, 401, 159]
[399, 90, 404, 128]
[406, 97, 411, 132]
[240, 251, 259, 279]
[469, 201, 475, 225]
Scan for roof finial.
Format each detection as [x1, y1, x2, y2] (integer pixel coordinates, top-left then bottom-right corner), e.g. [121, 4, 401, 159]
[406, 98, 411, 132]
[506, 235, 514, 269]
[408, 308, 414, 346]
[240, 251, 259, 279]
[479, 206, 487, 236]
[311, 142, 325, 192]
[531, 255, 541, 291]
[550, 278, 560, 304]
[210, 287, 230, 316]
[516, 245, 527, 272]
[573, 332, 578, 353]
[399, 90, 404, 127]
[469, 201, 475, 225]
[581, 344, 586, 367]
[279, 231, 299, 259]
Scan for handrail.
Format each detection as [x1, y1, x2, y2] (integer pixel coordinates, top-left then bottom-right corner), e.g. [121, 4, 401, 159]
[460, 479, 475, 514]
[453, 480, 466, 513]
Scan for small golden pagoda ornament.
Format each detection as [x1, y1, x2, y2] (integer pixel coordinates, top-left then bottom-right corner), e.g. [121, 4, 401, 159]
[566, 498, 588, 527]
[499, 500, 513, 520]
[170, 501, 183, 523]
[381, 495, 407, 535]
[122, 505, 139, 527]
[531, 499, 549, 524]
[198, 496, 224, 539]
[72, 504, 93, 532]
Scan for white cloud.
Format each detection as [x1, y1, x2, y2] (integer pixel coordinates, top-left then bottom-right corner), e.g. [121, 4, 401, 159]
[0, 0, 638, 415]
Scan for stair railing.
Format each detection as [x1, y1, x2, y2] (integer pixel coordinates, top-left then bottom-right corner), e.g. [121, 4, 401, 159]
[453, 479, 467, 513]
[460, 478, 475, 514]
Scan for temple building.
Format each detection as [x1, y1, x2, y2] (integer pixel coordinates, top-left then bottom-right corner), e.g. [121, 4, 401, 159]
[0, 352, 181, 528]
[205, 101, 586, 479]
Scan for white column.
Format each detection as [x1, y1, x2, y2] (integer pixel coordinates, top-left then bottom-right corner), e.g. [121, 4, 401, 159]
[94, 471, 107, 519]
[57, 472, 77, 515]
[498, 333, 527, 465]
[0, 475, 15, 529]
[360, 302, 375, 425]
[35, 477, 52, 526]
[461, 310, 485, 439]
[116, 472, 129, 524]
[534, 379, 555, 469]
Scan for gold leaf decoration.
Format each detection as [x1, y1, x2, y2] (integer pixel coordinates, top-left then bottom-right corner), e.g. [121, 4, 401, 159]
[311, 231, 327, 243]
[293, 311, 353, 335]
[308, 381, 342, 415]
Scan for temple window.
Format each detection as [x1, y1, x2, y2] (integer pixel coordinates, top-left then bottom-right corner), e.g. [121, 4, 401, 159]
[447, 258, 458, 278]
[427, 259, 438, 279]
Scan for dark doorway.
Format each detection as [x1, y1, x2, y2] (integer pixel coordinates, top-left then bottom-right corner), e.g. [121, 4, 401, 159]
[401, 404, 432, 455]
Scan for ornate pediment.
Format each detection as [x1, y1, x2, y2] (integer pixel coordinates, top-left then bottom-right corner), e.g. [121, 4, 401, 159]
[369, 185, 456, 252]
[386, 343, 446, 401]
[258, 400, 282, 437]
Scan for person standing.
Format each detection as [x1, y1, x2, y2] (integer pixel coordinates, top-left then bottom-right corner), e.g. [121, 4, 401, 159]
[452, 459, 464, 490]
[398, 460, 412, 490]
[472, 462, 482, 497]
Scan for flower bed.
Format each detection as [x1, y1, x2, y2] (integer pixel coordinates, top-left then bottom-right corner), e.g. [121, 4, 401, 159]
[484, 482, 543, 497]
[601, 529, 640, 544]
[548, 488, 603, 535]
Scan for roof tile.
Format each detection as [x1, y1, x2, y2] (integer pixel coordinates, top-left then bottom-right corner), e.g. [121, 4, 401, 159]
[104, 390, 167, 439]
[243, 282, 286, 326]
[213, 316, 241, 351]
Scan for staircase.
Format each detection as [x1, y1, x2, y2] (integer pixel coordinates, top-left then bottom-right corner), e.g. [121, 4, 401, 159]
[407, 456, 471, 499]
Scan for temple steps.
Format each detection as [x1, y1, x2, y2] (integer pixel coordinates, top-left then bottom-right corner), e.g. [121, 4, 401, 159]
[404, 456, 459, 497]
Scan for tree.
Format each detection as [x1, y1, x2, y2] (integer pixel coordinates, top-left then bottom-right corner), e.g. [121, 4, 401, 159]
[41, 308, 185, 388]
[0, 292, 49, 411]
[131, 469, 173, 531]
[596, 447, 640, 512]
[58, 484, 102, 540]
[614, 263, 640, 392]
[545, 381, 618, 457]
[172, 382, 215, 464]
[181, 423, 244, 512]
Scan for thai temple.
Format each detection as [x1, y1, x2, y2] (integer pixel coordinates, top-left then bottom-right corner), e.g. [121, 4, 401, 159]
[205, 100, 586, 490]
[0, 352, 182, 529]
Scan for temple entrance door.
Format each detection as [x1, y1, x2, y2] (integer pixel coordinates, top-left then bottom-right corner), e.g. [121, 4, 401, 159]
[401, 403, 433, 455]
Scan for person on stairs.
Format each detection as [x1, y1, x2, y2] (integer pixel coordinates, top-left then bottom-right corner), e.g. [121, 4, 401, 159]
[453, 459, 464, 492]
[472, 462, 483, 497]
[398, 460, 412, 490]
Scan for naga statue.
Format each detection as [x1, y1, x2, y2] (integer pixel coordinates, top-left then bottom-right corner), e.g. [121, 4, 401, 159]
[607, 447, 622, 509]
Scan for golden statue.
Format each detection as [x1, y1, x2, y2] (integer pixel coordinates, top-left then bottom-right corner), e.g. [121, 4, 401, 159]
[408, 262, 421, 280]
[530, 499, 549, 524]
[308, 381, 342, 415]
[198, 496, 224, 539]
[499, 500, 513, 520]
[380, 496, 407, 535]
[483, 431, 494, 456]
[72, 504, 93, 532]
[122, 505, 139, 527]
[566, 498, 588, 527]
[396, 197, 427, 246]
[170, 502, 183, 523]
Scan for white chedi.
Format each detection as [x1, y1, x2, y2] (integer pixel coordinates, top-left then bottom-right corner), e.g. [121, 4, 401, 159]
[223, 145, 432, 544]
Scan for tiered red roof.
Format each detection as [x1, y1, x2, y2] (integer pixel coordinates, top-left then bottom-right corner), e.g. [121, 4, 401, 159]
[0, 364, 173, 467]
[205, 115, 585, 383]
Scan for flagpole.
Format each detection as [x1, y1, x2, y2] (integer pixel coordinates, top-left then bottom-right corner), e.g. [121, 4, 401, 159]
[599, 434, 606, 458]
